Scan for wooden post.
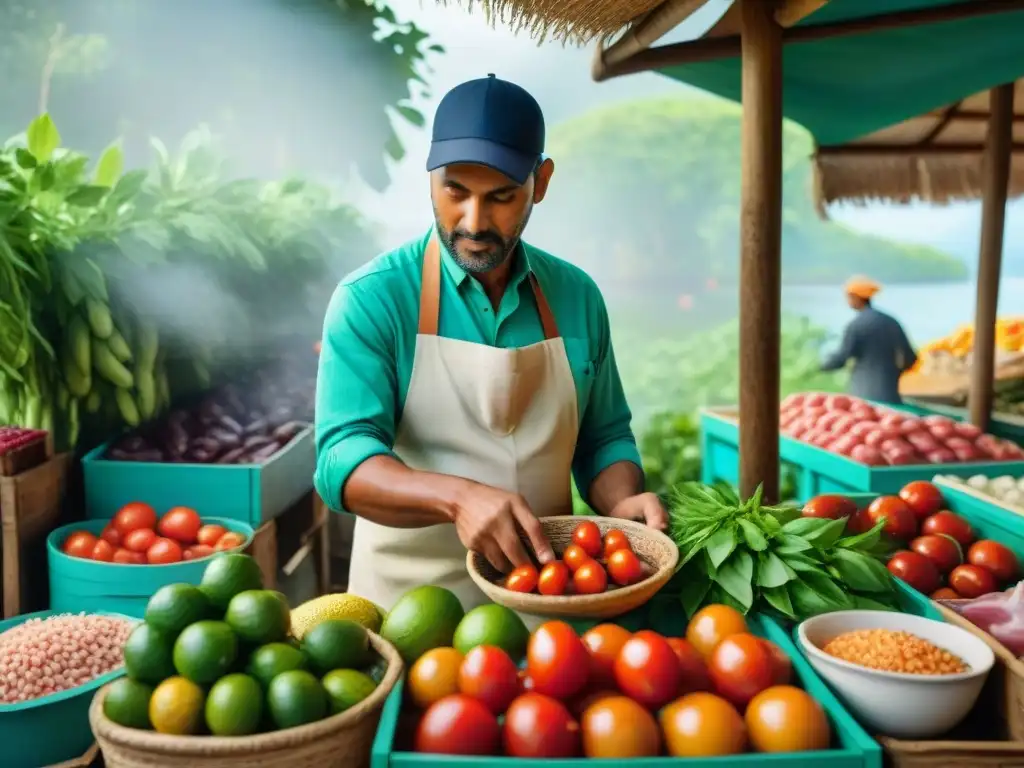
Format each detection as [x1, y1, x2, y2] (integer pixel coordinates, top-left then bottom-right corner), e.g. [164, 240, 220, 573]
[968, 83, 1015, 430]
[738, 0, 784, 500]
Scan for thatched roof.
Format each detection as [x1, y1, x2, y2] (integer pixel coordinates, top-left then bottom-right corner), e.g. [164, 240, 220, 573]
[813, 79, 1024, 213]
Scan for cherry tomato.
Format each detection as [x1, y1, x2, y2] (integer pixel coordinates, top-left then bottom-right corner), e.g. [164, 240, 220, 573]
[113, 502, 157, 536]
[686, 604, 749, 659]
[580, 695, 661, 758]
[457, 645, 519, 714]
[660, 692, 747, 757]
[745, 685, 831, 753]
[505, 565, 539, 593]
[909, 534, 962, 574]
[100, 525, 122, 547]
[581, 624, 632, 687]
[414, 694, 500, 756]
[146, 537, 183, 564]
[845, 511, 873, 535]
[930, 587, 960, 600]
[865, 496, 917, 540]
[91, 539, 115, 562]
[762, 639, 792, 686]
[899, 481, 945, 521]
[572, 520, 603, 558]
[503, 693, 581, 758]
[968, 540, 1019, 582]
[801, 495, 858, 520]
[517, 670, 535, 694]
[409, 647, 462, 709]
[603, 529, 631, 557]
[196, 524, 228, 547]
[123, 527, 158, 553]
[62, 531, 98, 559]
[573, 561, 608, 595]
[607, 549, 644, 587]
[887, 550, 941, 594]
[665, 637, 712, 694]
[215, 532, 247, 551]
[921, 511, 973, 547]
[949, 563, 998, 598]
[527, 621, 590, 700]
[708, 632, 775, 708]
[613, 630, 681, 710]
[538, 562, 570, 596]
[157, 506, 202, 544]
[562, 545, 592, 573]
[112, 547, 137, 564]
[184, 544, 216, 561]
[567, 689, 617, 719]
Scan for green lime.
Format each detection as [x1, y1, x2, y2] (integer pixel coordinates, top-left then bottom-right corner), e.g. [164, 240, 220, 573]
[247, 642, 309, 689]
[225, 590, 291, 644]
[172, 621, 238, 684]
[145, 584, 211, 635]
[103, 677, 154, 729]
[321, 669, 377, 715]
[381, 586, 464, 664]
[123, 623, 176, 684]
[266, 670, 327, 729]
[453, 604, 529, 661]
[200, 553, 264, 610]
[204, 674, 263, 736]
[302, 619, 369, 674]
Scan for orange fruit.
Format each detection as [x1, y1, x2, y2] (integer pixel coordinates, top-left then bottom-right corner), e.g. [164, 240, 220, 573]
[581, 695, 660, 758]
[408, 647, 463, 709]
[686, 604, 748, 658]
[660, 692, 747, 757]
[745, 685, 831, 753]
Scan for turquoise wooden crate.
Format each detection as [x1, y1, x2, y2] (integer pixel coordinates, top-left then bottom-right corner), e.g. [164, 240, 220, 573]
[81, 425, 315, 527]
[902, 399, 1024, 448]
[0, 609, 136, 768]
[47, 517, 254, 618]
[700, 409, 1024, 497]
[370, 608, 881, 768]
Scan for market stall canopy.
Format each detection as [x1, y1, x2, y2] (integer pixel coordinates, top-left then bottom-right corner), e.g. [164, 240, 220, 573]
[813, 79, 1024, 212]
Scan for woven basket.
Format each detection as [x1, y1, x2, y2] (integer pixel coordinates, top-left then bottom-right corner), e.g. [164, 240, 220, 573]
[466, 515, 678, 620]
[90, 631, 403, 768]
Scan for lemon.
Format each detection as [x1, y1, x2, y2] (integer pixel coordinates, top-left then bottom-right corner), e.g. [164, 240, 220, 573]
[149, 676, 206, 735]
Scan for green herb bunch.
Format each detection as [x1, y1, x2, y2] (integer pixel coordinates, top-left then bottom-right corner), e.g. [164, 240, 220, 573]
[668, 483, 898, 622]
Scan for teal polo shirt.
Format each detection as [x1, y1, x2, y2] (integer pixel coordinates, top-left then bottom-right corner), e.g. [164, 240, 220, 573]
[314, 229, 642, 512]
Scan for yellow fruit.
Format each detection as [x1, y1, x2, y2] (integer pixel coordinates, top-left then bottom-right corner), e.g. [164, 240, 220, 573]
[149, 676, 205, 735]
[407, 647, 462, 708]
[289, 593, 382, 640]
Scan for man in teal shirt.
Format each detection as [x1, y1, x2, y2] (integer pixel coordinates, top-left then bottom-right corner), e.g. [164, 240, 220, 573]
[315, 75, 665, 610]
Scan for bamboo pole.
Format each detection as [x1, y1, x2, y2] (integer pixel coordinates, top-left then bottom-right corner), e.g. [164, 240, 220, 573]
[738, 0, 783, 501]
[969, 83, 1015, 429]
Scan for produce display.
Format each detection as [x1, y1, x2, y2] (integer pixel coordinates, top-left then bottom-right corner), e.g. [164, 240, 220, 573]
[61, 503, 247, 564]
[940, 473, 1024, 509]
[779, 392, 1024, 465]
[908, 317, 1024, 377]
[0, 613, 135, 704]
[947, 582, 1024, 655]
[102, 553, 387, 735]
[822, 629, 968, 675]
[0, 427, 47, 457]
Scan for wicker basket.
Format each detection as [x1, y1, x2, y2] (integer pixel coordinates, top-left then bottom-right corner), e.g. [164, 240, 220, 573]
[90, 631, 403, 768]
[466, 515, 678, 620]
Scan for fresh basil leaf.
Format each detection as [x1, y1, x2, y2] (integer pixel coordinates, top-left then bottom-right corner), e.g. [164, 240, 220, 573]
[782, 517, 834, 537]
[703, 548, 719, 578]
[756, 550, 795, 588]
[679, 576, 712, 617]
[748, 484, 764, 511]
[738, 518, 769, 551]
[715, 550, 754, 610]
[705, 525, 738, 568]
[788, 580, 834, 620]
[707, 584, 748, 615]
[803, 517, 848, 549]
[764, 504, 802, 525]
[837, 519, 886, 551]
[800, 571, 853, 610]
[757, 512, 784, 534]
[762, 585, 796, 619]
[780, 554, 823, 574]
[774, 533, 814, 554]
[831, 548, 895, 593]
[852, 593, 899, 611]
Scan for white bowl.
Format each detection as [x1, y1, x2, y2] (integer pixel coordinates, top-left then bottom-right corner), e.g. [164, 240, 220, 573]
[797, 610, 994, 739]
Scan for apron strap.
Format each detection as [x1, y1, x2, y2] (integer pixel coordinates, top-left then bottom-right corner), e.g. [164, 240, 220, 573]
[418, 237, 561, 340]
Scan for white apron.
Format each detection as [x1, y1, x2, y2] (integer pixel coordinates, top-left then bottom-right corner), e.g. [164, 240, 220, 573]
[347, 237, 579, 623]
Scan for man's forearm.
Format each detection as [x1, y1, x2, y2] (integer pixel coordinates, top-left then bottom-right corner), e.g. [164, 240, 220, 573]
[587, 460, 644, 516]
[342, 455, 471, 528]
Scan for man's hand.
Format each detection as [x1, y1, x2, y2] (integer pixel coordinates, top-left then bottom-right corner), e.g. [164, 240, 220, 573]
[608, 492, 668, 531]
[450, 482, 556, 574]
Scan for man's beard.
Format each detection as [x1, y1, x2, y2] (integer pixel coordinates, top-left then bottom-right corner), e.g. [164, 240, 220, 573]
[434, 205, 532, 274]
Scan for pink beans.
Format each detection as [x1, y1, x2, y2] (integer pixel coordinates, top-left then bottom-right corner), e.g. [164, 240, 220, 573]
[0, 613, 134, 704]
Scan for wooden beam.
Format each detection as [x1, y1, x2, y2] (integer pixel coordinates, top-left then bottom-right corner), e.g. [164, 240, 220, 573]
[775, 0, 829, 27]
[938, 109, 1024, 122]
[816, 142, 1024, 156]
[969, 83, 1015, 430]
[738, 0, 783, 502]
[917, 101, 962, 145]
[598, 0, 1024, 80]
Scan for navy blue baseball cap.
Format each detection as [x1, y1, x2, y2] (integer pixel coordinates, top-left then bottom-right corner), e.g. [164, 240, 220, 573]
[426, 74, 545, 185]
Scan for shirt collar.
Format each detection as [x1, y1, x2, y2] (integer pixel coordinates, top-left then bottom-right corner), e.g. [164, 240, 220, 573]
[431, 228, 533, 290]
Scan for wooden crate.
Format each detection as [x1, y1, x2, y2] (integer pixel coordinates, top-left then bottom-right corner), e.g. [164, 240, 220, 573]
[246, 518, 278, 590]
[0, 432, 52, 477]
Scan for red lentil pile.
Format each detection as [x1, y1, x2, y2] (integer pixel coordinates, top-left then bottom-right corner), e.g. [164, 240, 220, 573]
[823, 629, 967, 675]
[0, 613, 135, 704]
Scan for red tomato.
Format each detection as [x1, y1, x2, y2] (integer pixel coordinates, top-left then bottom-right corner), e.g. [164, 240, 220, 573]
[707, 632, 775, 708]
[91, 540, 115, 562]
[62, 531, 98, 559]
[113, 502, 157, 536]
[527, 622, 590, 700]
[146, 537, 183, 564]
[100, 525, 122, 547]
[157, 506, 202, 544]
[572, 521, 603, 558]
[603, 529, 631, 557]
[538, 562, 570, 596]
[887, 550, 941, 594]
[921, 511, 974, 547]
[573, 561, 608, 595]
[123, 527, 158, 553]
[613, 630, 682, 710]
[665, 637, 712, 694]
[967, 540, 1019, 582]
[517, 670, 535, 694]
[458, 645, 520, 714]
[415, 694, 500, 755]
[562, 545, 592, 573]
[196, 524, 228, 547]
[845, 511, 873, 535]
[184, 544, 216, 561]
[930, 587, 960, 599]
[949, 564, 998, 598]
[606, 549, 644, 587]
[762, 640, 792, 685]
[112, 548, 136, 564]
[802, 495, 858, 520]
[909, 534, 962, 574]
[503, 693, 581, 758]
[899, 481, 945, 521]
[214, 532, 247, 551]
[581, 624, 632, 687]
[865, 496, 918, 540]
[505, 565, 539, 593]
